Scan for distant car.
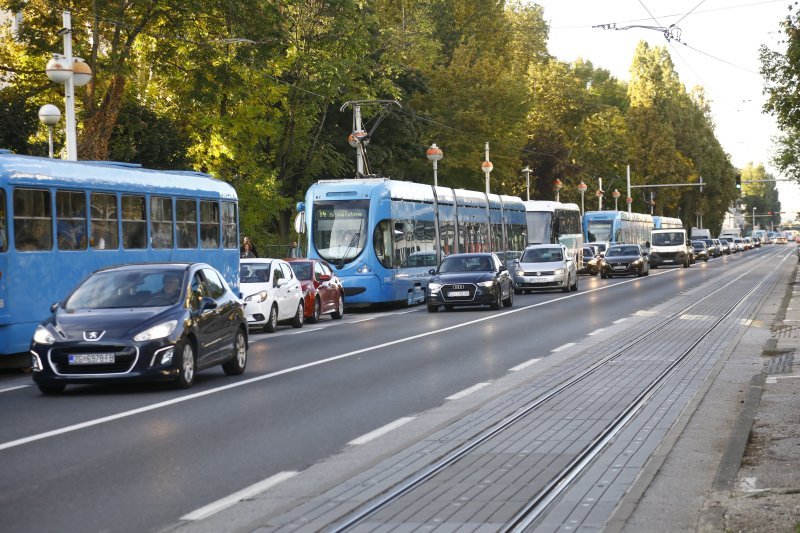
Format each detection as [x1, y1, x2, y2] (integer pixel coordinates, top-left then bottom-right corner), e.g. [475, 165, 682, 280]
[718, 238, 732, 254]
[599, 244, 650, 278]
[776, 235, 788, 244]
[691, 240, 710, 262]
[512, 244, 578, 293]
[579, 245, 600, 276]
[285, 258, 345, 323]
[733, 238, 746, 252]
[240, 258, 305, 332]
[30, 263, 248, 394]
[700, 238, 721, 257]
[426, 253, 513, 312]
[743, 237, 754, 250]
[590, 241, 609, 257]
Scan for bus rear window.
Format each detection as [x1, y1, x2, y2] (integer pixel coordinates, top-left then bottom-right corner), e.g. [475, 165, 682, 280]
[14, 188, 52, 251]
[222, 201, 237, 249]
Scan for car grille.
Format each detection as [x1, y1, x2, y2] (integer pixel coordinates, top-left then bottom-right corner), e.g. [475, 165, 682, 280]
[609, 262, 630, 270]
[441, 283, 477, 301]
[49, 345, 138, 375]
[522, 270, 556, 276]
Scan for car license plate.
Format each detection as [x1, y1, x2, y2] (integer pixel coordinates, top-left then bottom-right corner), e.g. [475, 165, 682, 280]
[448, 290, 470, 297]
[527, 276, 547, 283]
[69, 353, 115, 365]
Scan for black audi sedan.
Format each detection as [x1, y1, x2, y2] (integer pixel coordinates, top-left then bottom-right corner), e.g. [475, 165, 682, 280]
[599, 244, 650, 278]
[426, 253, 513, 312]
[30, 263, 248, 394]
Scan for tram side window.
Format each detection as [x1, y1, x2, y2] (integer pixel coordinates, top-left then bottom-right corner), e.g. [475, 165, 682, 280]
[56, 190, 87, 250]
[91, 192, 118, 249]
[0, 189, 6, 252]
[177, 199, 198, 248]
[200, 200, 219, 249]
[150, 196, 174, 249]
[222, 201, 237, 249]
[122, 195, 146, 249]
[13, 188, 52, 251]
[373, 220, 394, 268]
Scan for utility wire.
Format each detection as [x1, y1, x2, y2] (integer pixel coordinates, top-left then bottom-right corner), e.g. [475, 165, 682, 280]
[673, 0, 709, 26]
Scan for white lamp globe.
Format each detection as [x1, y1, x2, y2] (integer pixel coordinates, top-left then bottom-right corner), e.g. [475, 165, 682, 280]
[38, 104, 62, 126]
[72, 58, 92, 87]
[45, 54, 72, 84]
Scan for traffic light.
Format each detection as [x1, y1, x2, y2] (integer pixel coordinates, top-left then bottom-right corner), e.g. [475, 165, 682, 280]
[735, 173, 741, 189]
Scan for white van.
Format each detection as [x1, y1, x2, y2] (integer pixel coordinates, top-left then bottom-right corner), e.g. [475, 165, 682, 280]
[719, 228, 741, 240]
[691, 228, 711, 240]
[648, 228, 691, 268]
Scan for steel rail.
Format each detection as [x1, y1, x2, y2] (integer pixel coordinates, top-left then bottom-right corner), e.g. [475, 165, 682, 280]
[325, 247, 788, 532]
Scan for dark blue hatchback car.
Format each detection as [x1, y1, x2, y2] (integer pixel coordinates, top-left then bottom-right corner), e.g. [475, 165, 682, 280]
[30, 263, 248, 394]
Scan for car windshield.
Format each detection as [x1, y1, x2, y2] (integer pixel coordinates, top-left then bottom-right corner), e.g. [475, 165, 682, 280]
[651, 232, 684, 246]
[439, 256, 493, 273]
[521, 248, 563, 262]
[606, 246, 638, 257]
[240, 262, 272, 284]
[692, 243, 704, 250]
[65, 269, 186, 310]
[289, 261, 313, 280]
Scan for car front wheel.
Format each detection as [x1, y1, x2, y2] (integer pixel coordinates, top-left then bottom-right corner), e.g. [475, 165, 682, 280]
[503, 285, 513, 307]
[37, 382, 66, 395]
[291, 301, 304, 328]
[308, 298, 321, 323]
[264, 304, 278, 332]
[175, 339, 196, 389]
[331, 294, 344, 320]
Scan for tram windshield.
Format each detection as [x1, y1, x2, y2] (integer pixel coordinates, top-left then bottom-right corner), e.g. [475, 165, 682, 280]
[526, 211, 552, 244]
[586, 220, 612, 243]
[312, 200, 369, 263]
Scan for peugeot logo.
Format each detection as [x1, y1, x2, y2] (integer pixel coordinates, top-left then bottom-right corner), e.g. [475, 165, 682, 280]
[452, 284, 465, 289]
[83, 331, 106, 341]
[536, 272, 541, 276]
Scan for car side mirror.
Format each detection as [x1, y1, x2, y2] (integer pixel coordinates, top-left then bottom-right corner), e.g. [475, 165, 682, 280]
[50, 302, 59, 313]
[319, 274, 331, 282]
[276, 278, 288, 287]
[200, 297, 217, 311]
[428, 269, 436, 275]
[498, 265, 507, 272]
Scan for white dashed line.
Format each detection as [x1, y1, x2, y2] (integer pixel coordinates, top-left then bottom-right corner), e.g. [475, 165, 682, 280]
[510, 358, 541, 372]
[446, 382, 491, 400]
[181, 471, 298, 521]
[551, 342, 576, 353]
[350, 317, 377, 324]
[613, 317, 628, 324]
[587, 328, 606, 336]
[0, 384, 30, 394]
[348, 417, 416, 445]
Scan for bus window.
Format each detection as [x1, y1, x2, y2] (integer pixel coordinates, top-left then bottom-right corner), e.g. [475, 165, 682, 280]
[56, 190, 87, 250]
[200, 200, 220, 248]
[0, 189, 7, 252]
[150, 196, 174, 249]
[13, 188, 52, 251]
[374, 219, 393, 268]
[122, 195, 146, 249]
[91, 192, 118, 249]
[222, 201, 237, 249]
[177, 199, 198, 248]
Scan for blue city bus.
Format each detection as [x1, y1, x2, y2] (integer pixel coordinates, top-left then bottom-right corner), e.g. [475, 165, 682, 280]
[301, 178, 527, 305]
[652, 216, 683, 230]
[583, 210, 654, 247]
[0, 151, 239, 364]
[523, 200, 584, 269]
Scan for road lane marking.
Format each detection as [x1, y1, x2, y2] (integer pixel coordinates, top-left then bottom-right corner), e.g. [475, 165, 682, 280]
[613, 317, 628, 324]
[0, 384, 30, 394]
[288, 327, 325, 335]
[350, 317, 377, 323]
[181, 471, 298, 521]
[445, 382, 491, 400]
[635, 310, 658, 317]
[348, 417, 415, 445]
[551, 342, 576, 352]
[587, 328, 606, 336]
[510, 358, 541, 372]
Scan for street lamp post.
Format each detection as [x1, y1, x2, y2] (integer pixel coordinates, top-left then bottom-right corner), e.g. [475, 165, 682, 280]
[596, 188, 603, 210]
[481, 142, 493, 195]
[553, 178, 562, 202]
[426, 143, 443, 187]
[45, 11, 92, 161]
[522, 166, 532, 201]
[612, 189, 621, 211]
[753, 206, 757, 233]
[577, 181, 588, 214]
[38, 104, 61, 158]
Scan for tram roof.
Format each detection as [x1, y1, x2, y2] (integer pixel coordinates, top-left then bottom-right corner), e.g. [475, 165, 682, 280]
[0, 151, 237, 199]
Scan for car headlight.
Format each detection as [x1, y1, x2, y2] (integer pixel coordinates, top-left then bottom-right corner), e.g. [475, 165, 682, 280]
[134, 320, 178, 342]
[632, 259, 641, 266]
[245, 290, 269, 303]
[515, 268, 524, 275]
[33, 325, 55, 345]
[554, 268, 565, 276]
[428, 282, 442, 292]
[477, 280, 495, 288]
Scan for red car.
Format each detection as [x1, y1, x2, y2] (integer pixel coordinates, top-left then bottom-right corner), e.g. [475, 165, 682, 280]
[285, 259, 345, 323]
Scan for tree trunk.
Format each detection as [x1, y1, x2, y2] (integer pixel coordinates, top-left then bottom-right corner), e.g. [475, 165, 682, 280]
[77, 74, 127, 160]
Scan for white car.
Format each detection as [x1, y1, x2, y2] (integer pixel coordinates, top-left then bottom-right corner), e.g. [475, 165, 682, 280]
[240, 258, 305, 332]
[513, 244, 578, 293]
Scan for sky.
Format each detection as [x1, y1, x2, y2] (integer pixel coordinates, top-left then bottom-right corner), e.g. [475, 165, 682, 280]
[531, 0, 800, 222]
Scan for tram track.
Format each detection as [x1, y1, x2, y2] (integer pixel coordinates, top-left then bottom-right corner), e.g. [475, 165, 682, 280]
[325, 247, 791, 532]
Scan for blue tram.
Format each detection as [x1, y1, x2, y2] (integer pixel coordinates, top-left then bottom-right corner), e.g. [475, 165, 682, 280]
[582, 210, 654, 247]
[301, 178, 527, 305]
[0, 151, 239, 362]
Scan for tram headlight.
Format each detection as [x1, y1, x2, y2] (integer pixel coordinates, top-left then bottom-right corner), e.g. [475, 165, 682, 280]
[32, 325, 55, 345]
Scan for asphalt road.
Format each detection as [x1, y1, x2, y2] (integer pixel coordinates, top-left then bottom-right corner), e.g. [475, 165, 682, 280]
[0, 246, 781, 533]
